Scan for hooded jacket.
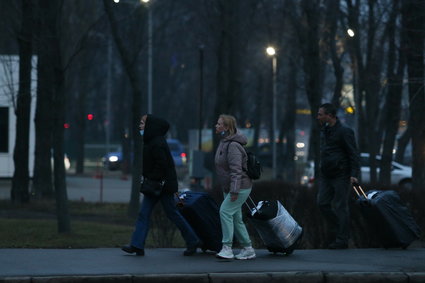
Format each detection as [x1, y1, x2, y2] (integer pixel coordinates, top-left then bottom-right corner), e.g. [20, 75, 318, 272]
[215, 131, 253, 194]
[142, 115, 178, 194]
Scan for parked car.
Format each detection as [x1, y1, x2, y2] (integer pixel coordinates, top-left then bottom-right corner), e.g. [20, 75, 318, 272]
[300, 153, 412, 190]
[103, 139, 187, 170]
[166, 138, 187, 166]
[256, 139, 307, 167]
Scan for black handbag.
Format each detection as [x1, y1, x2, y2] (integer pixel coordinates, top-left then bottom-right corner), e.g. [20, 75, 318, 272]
[140, 178, 165, 197]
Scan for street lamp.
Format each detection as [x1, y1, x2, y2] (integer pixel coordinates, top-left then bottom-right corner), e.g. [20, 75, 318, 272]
[266, 46, 277, 179]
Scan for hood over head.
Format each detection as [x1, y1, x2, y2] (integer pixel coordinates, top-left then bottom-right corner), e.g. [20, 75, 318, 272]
[223, 129, 248, 145]
[143, 114, 169, 142]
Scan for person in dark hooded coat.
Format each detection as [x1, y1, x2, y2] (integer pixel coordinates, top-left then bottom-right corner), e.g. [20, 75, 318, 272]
[121, 114, 201, 256]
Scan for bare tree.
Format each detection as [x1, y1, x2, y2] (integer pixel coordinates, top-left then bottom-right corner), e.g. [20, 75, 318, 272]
[345, 0, 398, 184]
[288, 0, 325, 178]
[103, 0, 145, 217]
[379, 0, 405, 186]
[402, 0, 425, 192]
[11, 0, 33, 203]
[33, 0, 54, 198]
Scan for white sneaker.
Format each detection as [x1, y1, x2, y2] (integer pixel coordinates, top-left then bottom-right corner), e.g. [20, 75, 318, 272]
[235, 247, 256, 260]
[216, 245, 234, 259]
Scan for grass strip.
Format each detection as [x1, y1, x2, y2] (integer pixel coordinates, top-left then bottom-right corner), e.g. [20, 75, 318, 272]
[0, 218, 133, 248]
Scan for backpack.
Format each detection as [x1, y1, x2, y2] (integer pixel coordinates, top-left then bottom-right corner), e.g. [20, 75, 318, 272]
[227, 142, 262, 180]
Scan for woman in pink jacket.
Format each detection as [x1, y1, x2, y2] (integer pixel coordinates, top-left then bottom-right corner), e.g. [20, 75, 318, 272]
[214, 114, 256, 260]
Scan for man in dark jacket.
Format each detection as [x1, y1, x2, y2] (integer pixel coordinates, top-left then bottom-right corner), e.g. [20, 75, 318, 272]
[122, 114, 201, 256]
[317, 103, 360, 249]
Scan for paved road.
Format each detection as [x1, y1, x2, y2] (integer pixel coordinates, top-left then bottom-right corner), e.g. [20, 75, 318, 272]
[0, 174, 192, 203]
[0, 175, 131, 203]
[0, 248, 425, 282]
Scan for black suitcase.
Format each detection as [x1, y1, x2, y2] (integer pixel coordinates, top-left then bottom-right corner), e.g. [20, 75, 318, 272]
[246, 197, 303, 255]
[353, 184, 420, 248]
[176, 191, 222, 252]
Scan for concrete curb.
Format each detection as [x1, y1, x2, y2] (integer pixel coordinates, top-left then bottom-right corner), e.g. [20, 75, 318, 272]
[1, 272, 425, 283]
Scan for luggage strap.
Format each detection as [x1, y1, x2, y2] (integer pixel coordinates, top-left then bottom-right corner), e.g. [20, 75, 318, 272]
[244, 196, 261, 215]
[352, 183, 367, 198]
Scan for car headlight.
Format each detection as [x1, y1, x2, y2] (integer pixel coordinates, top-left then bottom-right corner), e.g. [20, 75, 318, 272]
[109, 156, 119, 162]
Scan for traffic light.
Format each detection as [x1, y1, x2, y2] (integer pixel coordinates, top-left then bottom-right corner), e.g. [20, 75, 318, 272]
[87, 114, 94, 121]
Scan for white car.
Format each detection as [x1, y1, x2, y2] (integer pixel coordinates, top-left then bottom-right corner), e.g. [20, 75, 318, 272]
[301, 153, 412, 190]
[359, 153, 412, 190]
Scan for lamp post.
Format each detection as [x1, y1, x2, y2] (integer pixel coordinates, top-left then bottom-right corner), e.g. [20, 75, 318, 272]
[266, 46, 277, 179]
[198, 45, 204, 151]
[141, 0, 153, 114]
[347, 28, 359, 141]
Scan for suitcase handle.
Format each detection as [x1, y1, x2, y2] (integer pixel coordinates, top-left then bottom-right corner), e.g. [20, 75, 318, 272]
[175, 192, 184, 208]
[352, 183, 367, 198]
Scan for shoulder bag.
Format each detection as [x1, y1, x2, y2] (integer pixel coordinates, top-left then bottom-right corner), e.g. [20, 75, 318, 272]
[140, 178, 165, 197]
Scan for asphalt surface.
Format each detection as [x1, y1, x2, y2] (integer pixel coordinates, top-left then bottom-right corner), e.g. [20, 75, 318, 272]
[0, 247, 425, 282]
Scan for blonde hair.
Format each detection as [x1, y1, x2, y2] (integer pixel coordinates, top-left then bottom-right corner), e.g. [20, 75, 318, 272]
[219, 114, 237, 135]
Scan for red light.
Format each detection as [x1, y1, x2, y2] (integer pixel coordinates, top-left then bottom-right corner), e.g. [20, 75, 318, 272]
[64, 123, 70, 129]
[87, 114, 94, 120]
[180, 153, 187, 158]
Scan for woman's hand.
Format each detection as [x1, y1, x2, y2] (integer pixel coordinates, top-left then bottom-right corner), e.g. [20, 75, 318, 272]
[230, 193, 238, 202]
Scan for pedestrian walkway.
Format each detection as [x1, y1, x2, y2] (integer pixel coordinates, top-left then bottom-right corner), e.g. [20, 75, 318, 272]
[1, 248, 425, 282]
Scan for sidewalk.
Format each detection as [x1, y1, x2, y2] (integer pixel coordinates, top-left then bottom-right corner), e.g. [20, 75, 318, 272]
[1, 247, 425, 282]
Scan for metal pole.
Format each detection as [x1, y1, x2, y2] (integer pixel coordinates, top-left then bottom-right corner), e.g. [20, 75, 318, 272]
[147, 7, 153, 114]
[272, 56, 277, 179]
[106, 35, 112, 156]
[198, 46, 204, 151]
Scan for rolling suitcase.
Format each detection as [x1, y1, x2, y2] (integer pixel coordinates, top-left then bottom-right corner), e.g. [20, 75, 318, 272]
[176, 191, 222, 252]
[246, 197, 303, 255]
[353, 184, 420, 248]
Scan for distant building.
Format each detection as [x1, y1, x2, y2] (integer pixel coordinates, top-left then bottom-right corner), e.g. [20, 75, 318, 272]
[0, 55, 37, 177]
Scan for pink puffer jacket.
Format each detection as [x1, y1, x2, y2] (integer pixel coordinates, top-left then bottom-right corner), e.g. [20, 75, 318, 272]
[214, 131, 252, 194]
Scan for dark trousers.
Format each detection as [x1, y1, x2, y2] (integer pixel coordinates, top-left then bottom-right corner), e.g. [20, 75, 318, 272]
[317, 175, 351, 244]
[131, 193, 199, 249]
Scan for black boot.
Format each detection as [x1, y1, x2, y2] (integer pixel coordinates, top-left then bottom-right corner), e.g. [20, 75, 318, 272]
[121, 245, 145, 256]
[183, 241, 202, 256]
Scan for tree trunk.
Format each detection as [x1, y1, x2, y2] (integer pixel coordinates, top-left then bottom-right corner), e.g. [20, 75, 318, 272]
[214, 0, 239, 118]
[298, 0, 324, 178]
[363, 1, 383, 185]
[33, 0, 54, 198]
[45, 0, 71, 233]
[380, 0, 404, 186]
[11, 0, 33, 203]
[325, 0, 344, 108]
[403, 0, 425, 192]
[103, 0, 143, 218]
[74, 89, 86, 174]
